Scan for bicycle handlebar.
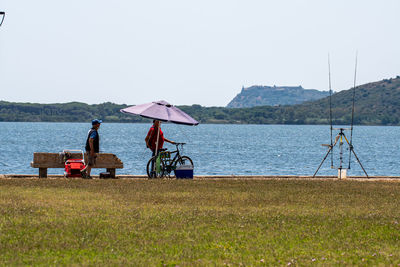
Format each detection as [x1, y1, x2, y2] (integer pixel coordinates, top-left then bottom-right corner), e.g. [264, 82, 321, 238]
[157, 143, 186, 153]
[174, 142, 186, 146]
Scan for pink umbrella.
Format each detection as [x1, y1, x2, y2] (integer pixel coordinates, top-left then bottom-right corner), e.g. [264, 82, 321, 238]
[120, 100, 199, 126]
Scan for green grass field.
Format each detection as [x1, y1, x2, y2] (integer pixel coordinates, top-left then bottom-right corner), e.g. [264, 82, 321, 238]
[1, 178, 399, 266]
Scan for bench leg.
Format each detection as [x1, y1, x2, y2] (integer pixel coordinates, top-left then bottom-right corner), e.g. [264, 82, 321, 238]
[107, 168, 116, 178]
[39, 168, 47, 178]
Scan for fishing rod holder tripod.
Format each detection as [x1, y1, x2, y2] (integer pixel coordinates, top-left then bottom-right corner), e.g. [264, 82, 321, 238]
[313, 128, 368, 179]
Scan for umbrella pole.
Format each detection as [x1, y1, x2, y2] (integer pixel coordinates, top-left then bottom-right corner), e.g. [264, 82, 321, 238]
[152, 126, 161, 176]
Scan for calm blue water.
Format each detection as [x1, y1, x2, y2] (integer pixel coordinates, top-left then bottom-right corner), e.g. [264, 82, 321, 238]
[0, 122, 399, 176]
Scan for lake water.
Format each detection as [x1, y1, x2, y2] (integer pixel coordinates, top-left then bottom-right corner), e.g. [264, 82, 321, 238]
[0, 122, 399, 176]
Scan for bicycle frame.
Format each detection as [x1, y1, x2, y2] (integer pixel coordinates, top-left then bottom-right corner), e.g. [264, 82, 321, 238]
[148, 143, 191, 178]
[158, 143, 189, 174]
[159, 149, 180, 172]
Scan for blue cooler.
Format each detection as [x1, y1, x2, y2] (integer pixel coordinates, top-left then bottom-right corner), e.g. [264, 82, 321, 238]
[174, 165, 194, 179]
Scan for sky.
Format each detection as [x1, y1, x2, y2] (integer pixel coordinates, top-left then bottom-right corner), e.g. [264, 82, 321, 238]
[0, 0, 399, 107]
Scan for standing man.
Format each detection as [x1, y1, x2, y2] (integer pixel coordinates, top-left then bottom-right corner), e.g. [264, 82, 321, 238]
[145, 120, 175, 177]
[145, 120, 175, 155]
[81, 119, 102, 178]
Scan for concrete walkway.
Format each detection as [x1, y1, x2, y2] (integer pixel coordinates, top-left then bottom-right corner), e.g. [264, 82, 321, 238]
[1, 174, 400, 181]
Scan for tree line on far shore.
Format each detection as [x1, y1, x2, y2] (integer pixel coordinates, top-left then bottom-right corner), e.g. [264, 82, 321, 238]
[1, 76, 400, 125]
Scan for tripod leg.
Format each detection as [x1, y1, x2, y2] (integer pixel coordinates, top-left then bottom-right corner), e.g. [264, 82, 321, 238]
[342, 135, 369, 178]
[350, 147, 369, 178]
[313, 147, 332, 177]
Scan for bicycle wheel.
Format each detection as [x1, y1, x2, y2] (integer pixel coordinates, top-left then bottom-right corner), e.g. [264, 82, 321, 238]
[173, 156, 194, 169]
[146, 156, 165, 178]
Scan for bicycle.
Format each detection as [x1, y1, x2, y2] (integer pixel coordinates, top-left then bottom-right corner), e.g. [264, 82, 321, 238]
[146, 142, 193, 178]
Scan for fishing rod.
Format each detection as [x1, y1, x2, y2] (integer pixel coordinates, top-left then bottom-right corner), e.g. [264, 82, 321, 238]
[348, 52, 358, 169]
[313, 55, 334, 177]
[328, 54, 333, 168]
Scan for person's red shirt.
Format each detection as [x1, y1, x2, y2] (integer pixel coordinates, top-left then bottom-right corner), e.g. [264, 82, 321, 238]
[147, 126, 164, 151]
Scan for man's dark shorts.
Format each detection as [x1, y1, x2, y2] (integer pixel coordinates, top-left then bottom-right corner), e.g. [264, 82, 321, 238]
[86, 153, 97, 166]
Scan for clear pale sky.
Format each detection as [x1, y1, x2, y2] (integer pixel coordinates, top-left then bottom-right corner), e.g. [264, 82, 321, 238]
[0, 0, 399, 106]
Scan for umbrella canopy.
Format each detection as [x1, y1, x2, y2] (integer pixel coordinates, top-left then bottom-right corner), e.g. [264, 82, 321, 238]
[120, 100, 199, 126]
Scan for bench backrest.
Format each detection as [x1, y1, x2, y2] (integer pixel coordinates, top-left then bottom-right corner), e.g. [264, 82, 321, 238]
[31, 153, 123, 169]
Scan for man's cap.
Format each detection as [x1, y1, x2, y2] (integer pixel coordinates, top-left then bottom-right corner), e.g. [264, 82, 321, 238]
[92, 119, 102, 125]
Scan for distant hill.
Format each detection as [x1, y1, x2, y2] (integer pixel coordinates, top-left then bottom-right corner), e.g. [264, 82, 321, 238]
[1, 76, 400, 125]
[226, 85, 330, 108]
[0, 101, 146, 123]
[180, 76, 400, 125]
[297, 76, 400, 125]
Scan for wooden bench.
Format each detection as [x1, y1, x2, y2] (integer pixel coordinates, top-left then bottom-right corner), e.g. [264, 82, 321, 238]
[31, 152, 124, 178]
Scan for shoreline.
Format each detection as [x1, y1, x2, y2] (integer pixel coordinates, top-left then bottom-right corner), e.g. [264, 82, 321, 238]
[1, 174, 400, 181]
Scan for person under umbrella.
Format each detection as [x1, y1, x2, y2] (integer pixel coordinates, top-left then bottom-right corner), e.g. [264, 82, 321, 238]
[120, 100, 199, 177]
[145, 120, 176, 177]
[145, 120, 176, 153]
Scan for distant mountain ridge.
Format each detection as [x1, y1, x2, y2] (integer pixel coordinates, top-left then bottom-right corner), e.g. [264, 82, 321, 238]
[1, 76, 400, 125]
[227, 85, 330, 108]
